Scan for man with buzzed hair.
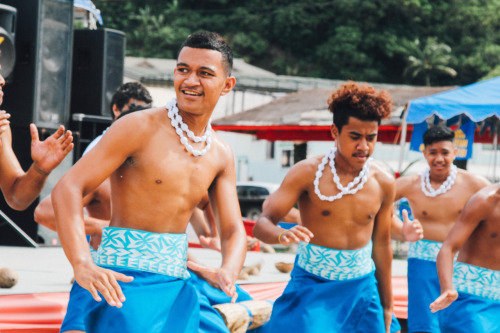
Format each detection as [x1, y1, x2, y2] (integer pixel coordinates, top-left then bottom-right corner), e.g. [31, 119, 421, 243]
[430, 183, 500, 332]
[52, 31, 246, 332]
[392, 125, 490, 333]
[254, 82, 395, 332]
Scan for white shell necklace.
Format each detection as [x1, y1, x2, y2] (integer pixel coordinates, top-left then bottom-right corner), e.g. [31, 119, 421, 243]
[421, 164, 457, 197]
[166, 98, 212, 157]
[314, 146, 372, 202]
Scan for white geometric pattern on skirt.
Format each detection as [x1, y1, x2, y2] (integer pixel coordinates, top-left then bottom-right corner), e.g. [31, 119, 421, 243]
[96, 227, 190, 279]
[297, 241, 375, 281]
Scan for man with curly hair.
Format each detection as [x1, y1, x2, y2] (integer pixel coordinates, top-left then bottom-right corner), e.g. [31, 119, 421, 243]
[254, 82, 395, 332]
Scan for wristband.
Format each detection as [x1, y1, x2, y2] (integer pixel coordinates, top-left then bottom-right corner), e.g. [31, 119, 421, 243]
[278, 229, 288, 245]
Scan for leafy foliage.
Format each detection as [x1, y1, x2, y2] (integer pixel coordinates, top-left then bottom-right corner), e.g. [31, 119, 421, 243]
[93, 0, 500, 86]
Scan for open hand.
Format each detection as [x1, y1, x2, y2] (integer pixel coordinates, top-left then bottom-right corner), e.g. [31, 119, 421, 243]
[187, 260, 238, 302]
[402, 209, 424, 242]
[30, 124, 73, 174]
[430, 289, 458, 313]
[75, 261, 134, 308]
[278, 225, 314, 245]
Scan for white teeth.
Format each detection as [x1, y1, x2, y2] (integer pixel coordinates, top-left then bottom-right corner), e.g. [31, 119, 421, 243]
[183, 90, 201, 96]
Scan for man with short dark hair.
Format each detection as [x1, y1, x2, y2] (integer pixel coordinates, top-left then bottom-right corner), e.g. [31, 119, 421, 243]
[52, 31, 246, 332]
[392, 125, 490, 333]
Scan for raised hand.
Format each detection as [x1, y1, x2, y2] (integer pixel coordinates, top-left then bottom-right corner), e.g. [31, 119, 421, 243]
[278, 225, 314, 246]
[30, 124, 73, 174]
[187, 260, 238, 302]
[75, 261, 134, 308]
[430, 289, 458, 313]
[402, 209, 424, 242]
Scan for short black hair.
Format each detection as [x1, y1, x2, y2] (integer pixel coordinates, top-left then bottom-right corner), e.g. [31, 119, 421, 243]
[110, 82, 153, 119]
[423, 125, 455, 146]
[177, 31, 233, 76]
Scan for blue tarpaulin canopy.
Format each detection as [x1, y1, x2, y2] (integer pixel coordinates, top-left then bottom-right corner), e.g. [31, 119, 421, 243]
[399, 77, 500, 180]
[406, 76, 500, 124]
[74, 0, 103, 25]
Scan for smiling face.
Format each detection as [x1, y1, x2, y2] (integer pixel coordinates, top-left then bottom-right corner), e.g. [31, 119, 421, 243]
[423, 140, 457, 176]
[174, 47, 235, 117]
[331, 116, 379, 170]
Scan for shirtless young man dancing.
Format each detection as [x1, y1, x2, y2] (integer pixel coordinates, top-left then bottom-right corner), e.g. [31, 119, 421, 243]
[52, 32, 246, 332]
[430, 183, 500, 332]
[254, 82, 395, 332]
[392, 125, 489, 333]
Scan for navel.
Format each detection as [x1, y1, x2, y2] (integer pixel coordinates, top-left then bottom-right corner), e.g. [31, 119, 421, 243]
[422, 210, 428, 216]
[458, 209, 462, 214]
[321, 210, 330, 217]
[491, 232, 498, 239]
[155, 179, 162, 184]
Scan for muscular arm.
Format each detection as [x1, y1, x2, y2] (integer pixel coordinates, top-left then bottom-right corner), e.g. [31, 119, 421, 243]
[0, 124, 73, 210]
[372, 175, 395, 332]
[52, 117, 141, 307]
[202, 146, 246, 295]
[431, 190, 490, 312]
[253, 163, 313, 245]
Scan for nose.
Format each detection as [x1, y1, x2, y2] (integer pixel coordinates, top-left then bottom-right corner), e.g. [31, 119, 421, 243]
[184, 71, 200, 86]
[357, 138, 369, 151]
[0, 74, 5, 87]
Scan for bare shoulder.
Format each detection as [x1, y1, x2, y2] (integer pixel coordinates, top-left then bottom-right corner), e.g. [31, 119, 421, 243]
[395, 173, 420, 193]
[458, 169, 491, 190]
[371, 161, 395, 196]
[210, 132, 235, 163]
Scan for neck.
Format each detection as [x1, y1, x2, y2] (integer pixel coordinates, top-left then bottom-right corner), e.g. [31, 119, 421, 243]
[428, 168, 452, 183]
[177, 109, 211, 136]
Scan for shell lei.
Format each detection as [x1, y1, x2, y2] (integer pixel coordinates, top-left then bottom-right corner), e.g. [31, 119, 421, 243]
[420, 164, 457, 197]
[314, 146, 372, 202]
[166, 98, 213, 157]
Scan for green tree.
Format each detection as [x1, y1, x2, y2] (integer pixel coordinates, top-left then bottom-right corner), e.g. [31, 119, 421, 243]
[402, 37, 457, 86]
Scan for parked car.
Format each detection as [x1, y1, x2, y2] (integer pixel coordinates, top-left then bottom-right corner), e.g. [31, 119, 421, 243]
[236, 182, 280, 221]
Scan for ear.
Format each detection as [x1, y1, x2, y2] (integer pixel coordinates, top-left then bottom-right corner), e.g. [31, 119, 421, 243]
[452, 147, 458, 160]
[220, 76, 236, 96]
[112, 104, 121, 120]
[330, 124, 339, 140]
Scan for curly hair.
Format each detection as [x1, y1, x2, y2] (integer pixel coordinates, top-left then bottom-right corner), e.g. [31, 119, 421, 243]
[328, 81, 392, 133]
[110, 82, 153, 119]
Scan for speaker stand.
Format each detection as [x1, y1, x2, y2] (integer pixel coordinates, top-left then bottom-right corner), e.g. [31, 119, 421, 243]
[0, 209, 38, 247]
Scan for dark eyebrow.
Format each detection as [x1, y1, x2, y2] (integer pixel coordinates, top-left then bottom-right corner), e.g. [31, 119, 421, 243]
[348, 131, 378, 137]
[176, 62, 217, 73]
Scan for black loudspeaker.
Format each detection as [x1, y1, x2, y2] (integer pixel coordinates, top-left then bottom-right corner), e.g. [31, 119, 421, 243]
[71, 28, 125, 118]
[1, 0, 73, 129]
[0, 4, 16, 79]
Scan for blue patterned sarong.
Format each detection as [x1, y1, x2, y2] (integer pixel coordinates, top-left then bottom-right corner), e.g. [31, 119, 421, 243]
[438, 262, 500, 333]
[407, 239, 443, 333]
[60, 228, 253, 333]
[259, 242, 389, 333]
[71, 227, 199, 333]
